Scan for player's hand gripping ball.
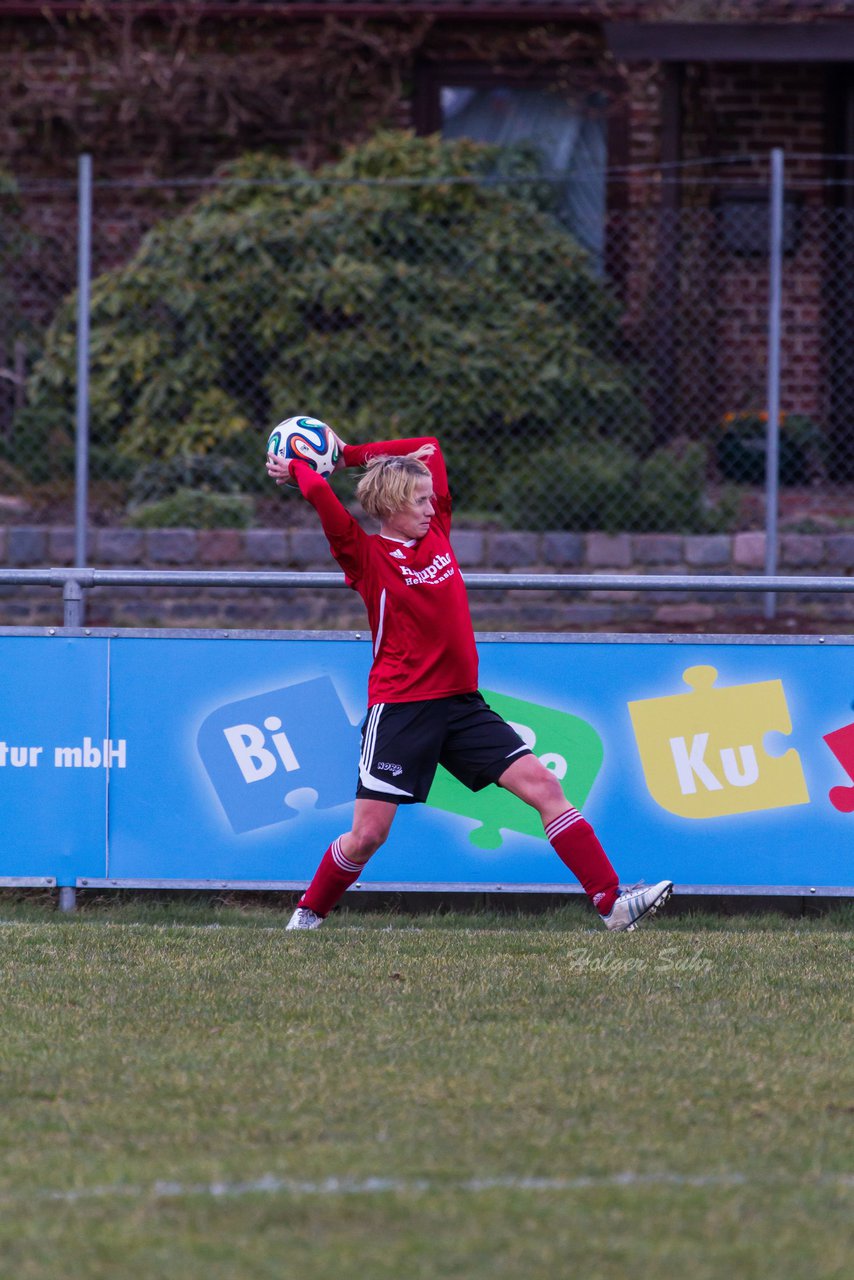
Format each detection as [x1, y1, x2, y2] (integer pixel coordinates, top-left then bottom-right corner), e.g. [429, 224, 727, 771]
[266, 416, 339, 484]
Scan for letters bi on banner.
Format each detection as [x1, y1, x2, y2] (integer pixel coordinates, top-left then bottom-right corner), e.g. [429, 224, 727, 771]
[196, 675, 361, 834]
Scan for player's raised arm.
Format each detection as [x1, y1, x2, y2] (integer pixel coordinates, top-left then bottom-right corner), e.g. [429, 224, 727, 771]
[341, 436, 449, 500]
[265, 451, 369, 589]
[265, 452, 354, 539]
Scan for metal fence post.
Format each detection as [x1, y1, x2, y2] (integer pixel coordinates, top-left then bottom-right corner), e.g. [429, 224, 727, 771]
[58, 887, 77, 914]
[62, 575, 85, 628]
[75, 154, 93, 600]
[764, 147, 784, 621]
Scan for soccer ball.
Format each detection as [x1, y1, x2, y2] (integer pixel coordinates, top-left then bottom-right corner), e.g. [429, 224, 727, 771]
[266, 416, 339, 479]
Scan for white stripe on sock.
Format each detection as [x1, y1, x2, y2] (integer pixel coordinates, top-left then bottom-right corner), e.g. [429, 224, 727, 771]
[331, 838, 362, 876]
[545, 809, 584, 840]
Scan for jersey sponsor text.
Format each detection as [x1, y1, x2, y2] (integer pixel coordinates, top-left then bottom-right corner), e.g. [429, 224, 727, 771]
[399, 552, 454, 586]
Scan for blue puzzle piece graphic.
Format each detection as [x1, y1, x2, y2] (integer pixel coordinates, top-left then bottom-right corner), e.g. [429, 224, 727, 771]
[197, 676, 360, 834]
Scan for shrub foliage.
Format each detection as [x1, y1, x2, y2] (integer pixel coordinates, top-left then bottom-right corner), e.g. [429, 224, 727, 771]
[10, 131, 716, 529]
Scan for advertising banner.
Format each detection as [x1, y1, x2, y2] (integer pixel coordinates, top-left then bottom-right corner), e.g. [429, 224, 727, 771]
[0, 633, 851, 891]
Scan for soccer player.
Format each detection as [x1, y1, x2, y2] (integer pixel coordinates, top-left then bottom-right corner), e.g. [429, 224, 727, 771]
[266, 432, 672, 932]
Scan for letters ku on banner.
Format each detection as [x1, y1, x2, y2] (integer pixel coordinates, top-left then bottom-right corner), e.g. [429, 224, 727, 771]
[628, 665, 810, 820]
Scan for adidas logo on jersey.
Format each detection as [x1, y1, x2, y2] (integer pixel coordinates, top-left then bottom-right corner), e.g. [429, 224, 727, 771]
[388, 548, 407, 559]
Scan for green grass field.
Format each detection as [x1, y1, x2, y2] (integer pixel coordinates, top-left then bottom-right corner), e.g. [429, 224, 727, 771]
[0, 896, 851, 1279]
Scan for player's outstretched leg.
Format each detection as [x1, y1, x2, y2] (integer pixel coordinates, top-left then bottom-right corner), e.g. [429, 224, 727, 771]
[285, 799, 397, 930]
[600, 880, 674, 932]
[500, 758, 621, 914]
[499, 757, 672, 931]
[286, 837, 363, 930]
[543, 807, 620, 916]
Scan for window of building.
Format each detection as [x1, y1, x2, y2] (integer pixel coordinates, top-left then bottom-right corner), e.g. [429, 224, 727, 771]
[437, 83, 607, 264]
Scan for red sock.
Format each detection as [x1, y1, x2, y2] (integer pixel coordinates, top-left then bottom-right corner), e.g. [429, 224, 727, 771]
[299, 838, 364, 917]
[545, 808, 619, 916]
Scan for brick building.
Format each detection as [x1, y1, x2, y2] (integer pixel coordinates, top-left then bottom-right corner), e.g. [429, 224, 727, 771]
[1, 1, 853, 473]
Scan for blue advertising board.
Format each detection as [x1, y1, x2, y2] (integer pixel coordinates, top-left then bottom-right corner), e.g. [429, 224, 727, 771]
[0, 632, 852, 892]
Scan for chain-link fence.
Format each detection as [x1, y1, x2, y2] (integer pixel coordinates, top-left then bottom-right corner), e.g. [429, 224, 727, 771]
[0, 177, 76, 514]
[1, 154, 852, 543]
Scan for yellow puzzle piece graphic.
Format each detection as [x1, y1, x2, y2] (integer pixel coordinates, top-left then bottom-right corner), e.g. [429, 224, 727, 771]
[628, 665, 809, 819]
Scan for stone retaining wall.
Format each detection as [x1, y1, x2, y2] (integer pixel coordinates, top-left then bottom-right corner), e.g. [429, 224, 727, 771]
[1, 525, 853, 632]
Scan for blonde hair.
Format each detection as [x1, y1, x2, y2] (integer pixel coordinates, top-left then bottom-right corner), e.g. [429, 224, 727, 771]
[356, 444, 435, 520]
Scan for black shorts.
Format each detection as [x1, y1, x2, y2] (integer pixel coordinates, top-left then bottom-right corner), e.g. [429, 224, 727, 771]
[356, 691, 532, 805]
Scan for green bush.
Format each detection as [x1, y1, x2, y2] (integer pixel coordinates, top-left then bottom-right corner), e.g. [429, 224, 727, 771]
[499, 440, 731, 533]
[12, 131, 650, 522]
[126, 489, 254, 529]
[716, 412, 824, 486]
[128, 453, 257, 506]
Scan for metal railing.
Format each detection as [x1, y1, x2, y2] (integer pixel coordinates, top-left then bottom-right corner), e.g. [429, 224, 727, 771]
[1, 567, 852, 631]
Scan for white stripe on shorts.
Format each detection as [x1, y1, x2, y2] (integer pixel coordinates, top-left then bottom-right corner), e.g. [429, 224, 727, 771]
[358, 704, 414, 798]
[360, 704, 382, 775]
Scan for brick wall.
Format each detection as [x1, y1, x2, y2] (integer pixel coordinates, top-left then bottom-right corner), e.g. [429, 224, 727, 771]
[682, 63, 829, 422]
[1, 522, 852, 632]
[2, 15, 843, 466]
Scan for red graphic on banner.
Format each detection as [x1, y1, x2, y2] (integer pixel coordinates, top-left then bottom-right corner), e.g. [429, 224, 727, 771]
[823, 722, 854, 813]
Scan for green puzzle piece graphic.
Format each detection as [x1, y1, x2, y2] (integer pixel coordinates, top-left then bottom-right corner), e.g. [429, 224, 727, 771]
[426, 689, 604, 848]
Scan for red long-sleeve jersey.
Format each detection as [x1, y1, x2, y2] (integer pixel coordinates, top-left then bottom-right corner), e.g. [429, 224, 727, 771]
[289, 437, 479, 706]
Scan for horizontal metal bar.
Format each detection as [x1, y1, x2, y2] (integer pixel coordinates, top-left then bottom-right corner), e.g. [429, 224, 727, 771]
[76, 879, 310, 891]
[0, 567, 852, 595]
[333, 881, 854, 897]
[669, 884, 854, 898]
[475, 632, 854, 646]
[3, 626, 852, 646]
[466, 573, 854, 594]
[0, 877, 56, 888]
[73, 879, 853, 898]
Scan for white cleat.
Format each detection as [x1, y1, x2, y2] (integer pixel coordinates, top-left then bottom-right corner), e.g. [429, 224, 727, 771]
[602, 880, 673, 932]
[286, 907, 323, 931]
